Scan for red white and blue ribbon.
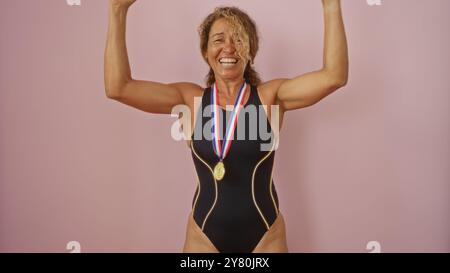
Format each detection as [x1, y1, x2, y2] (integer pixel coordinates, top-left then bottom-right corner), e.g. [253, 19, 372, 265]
[211, 81, 248, 160]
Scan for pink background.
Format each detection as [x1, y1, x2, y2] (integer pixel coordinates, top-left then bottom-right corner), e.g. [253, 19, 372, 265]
[1, 0, 449, 252]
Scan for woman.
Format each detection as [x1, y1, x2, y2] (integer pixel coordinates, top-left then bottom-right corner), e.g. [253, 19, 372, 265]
[104, 0, 348, 253]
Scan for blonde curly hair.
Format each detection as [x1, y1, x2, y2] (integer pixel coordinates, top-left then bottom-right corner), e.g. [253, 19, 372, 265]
[198, 6, 262, 87]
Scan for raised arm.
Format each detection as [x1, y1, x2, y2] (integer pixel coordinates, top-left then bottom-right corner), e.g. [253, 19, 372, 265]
[104, 0, 201, 114]
[275, 0, 349, 112]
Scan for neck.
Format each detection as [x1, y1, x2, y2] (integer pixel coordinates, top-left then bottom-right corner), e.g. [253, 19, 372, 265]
[215, 77, 245, 97]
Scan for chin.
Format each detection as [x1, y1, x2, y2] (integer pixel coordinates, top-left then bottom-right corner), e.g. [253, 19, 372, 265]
[219, 70, 244, 80]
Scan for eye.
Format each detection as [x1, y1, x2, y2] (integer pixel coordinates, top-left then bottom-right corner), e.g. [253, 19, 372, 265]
[232, 34, 242, 43]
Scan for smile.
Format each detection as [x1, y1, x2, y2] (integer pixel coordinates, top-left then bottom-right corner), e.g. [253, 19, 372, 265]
[219, 57, 238, 64]
[219, 57, 239, 68]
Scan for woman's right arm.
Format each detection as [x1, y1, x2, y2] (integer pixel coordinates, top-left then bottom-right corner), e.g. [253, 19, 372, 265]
[104, 0, 201, 114]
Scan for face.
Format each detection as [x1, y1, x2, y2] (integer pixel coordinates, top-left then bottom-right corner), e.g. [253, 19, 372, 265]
[205, 18, 248, 83]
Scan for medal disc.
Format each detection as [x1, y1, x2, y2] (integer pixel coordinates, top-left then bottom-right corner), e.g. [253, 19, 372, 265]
[213, 161, 225, 181]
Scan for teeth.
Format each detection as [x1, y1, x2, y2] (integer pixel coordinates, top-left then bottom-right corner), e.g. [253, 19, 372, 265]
[219, 58, 238, 63]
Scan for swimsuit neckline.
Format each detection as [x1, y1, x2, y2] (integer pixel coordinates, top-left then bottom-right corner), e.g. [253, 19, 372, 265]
[218, 85, 253, 112]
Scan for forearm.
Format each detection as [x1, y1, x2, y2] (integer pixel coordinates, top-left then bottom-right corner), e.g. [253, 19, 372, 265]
[322, 0, 348, 84]
[104, 3, 132, 97]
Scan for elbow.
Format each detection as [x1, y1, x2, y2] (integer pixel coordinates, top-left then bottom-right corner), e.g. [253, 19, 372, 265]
[328, 73, 348, 90]
[105, 88, 121, 100]
[334, 76, 348, 88]
[324, 67, 348, 89]
[106, 92, 121, 100]
[104, 77, 131, 100]
[104, 80, 129, 100]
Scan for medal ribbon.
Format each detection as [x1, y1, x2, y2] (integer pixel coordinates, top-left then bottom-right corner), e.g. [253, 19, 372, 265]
[211, 81, 247, 160]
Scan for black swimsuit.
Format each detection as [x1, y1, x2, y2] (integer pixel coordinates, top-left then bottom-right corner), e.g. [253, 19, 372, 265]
[190, 85, 280, 253]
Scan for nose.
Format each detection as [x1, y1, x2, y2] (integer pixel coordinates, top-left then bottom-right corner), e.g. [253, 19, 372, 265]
[223, 39, 236, 53]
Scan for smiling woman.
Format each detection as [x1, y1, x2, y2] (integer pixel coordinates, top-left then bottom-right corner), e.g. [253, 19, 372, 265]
[198, 7, 261, 89]
[104, 0, 348, 253]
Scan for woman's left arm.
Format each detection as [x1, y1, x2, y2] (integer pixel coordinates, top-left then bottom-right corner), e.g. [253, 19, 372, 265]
[276, 0, 348, 112]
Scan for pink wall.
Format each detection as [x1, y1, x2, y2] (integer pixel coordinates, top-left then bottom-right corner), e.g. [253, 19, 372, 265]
[1, 0, 449, 252]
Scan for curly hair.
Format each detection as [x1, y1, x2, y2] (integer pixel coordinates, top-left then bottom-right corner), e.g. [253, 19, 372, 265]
[198, 6, 262, 87]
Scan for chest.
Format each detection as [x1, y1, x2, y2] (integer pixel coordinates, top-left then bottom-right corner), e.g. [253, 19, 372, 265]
[192, 107, 274, 164]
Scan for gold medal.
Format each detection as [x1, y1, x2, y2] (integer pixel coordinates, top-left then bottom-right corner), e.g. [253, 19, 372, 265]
[213, 161, 225, 181]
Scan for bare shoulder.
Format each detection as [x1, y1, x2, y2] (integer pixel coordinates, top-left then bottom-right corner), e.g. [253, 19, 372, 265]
[257, 78, 289, 129]
[257, 78, 288, 106]
[169, 82, 204, 107]
[170, 82, 204, 99]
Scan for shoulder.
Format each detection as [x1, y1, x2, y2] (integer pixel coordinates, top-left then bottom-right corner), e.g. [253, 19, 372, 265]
[256, 78, 289, 105]
[170, 82, 204, 96]
[170, 82, 205, 104]
[258, 78, 288, 91]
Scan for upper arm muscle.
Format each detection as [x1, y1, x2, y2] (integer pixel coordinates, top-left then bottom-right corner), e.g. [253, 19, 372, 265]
[276, 69, 344, 112]
[114, 80, 202, 114]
